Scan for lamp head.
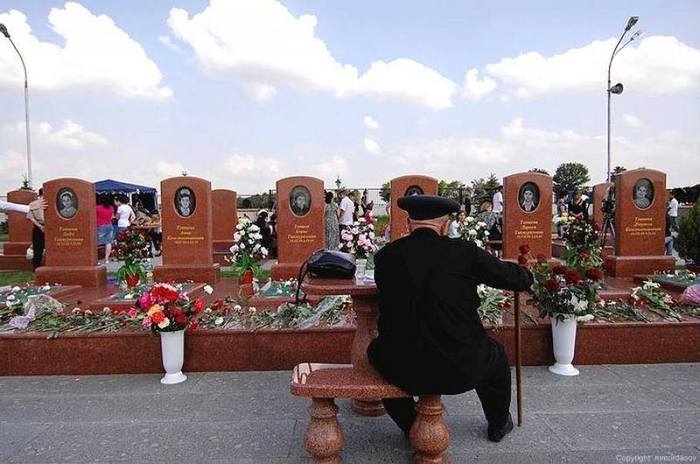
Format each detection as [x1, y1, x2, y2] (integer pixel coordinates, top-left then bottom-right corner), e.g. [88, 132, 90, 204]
[631, 30, 645, 40]
[625, 16, 639, 31]
[610, 83, 624, 94]
[0, 24, 10, 38]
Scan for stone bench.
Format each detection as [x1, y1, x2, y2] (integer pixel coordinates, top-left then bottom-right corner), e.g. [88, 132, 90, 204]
[291, 363, 450, 463]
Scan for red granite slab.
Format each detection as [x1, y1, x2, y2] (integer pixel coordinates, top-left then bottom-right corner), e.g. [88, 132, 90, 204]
[592, 182, 613, 230]
[389, 175, 438, 242]
[212, 189, 237, 264]
[35, 179, 106, 287]
[502, 172, 553, 260]
[87, 283, 206, 312]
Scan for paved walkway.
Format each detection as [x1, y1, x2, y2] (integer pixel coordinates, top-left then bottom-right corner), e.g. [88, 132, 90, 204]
[1, 363, 698, 463]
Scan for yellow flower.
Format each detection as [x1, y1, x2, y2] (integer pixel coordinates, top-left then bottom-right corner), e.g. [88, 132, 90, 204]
[147, 304, 164, 316]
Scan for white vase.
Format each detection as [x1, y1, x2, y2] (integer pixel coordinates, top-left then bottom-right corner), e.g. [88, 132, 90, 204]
[355, 258, 367, 279]
[548, 314, 580, 376]
[159, 329, 187, 385]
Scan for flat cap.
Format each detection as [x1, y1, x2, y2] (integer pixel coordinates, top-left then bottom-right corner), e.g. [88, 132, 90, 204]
[397, 195, 460, 220]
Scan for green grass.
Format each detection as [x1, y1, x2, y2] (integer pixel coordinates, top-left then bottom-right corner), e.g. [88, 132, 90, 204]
[0, 233, 8, 242]
[219, 268, 271, 281]
[0, 271, 35, 286]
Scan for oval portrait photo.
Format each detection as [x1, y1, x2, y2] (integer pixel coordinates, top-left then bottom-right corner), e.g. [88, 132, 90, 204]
[632, 178, 654, 210]
[404, 185, 424, 197]
[290, 185, 312, 216]
[518, 182, 540, 213]
[174, 187, 196, 217]
[56, 187, 78, 219]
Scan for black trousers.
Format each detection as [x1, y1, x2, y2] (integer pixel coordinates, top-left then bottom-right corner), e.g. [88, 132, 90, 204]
[32, 226, 45, 271]
[383, 342, 512, 433]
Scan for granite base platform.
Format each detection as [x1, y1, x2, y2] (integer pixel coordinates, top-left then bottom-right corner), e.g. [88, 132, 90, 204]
[154, 264, 221, 284]
[0, 253, 34, 271]
[605, 255, 675, 278]
[1, 317, 697, 376]
[0, 285, 82, 309]
[35, 265, 107, 288]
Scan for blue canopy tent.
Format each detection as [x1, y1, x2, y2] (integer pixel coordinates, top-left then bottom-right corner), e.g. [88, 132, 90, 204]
[95, 179, 158, 212]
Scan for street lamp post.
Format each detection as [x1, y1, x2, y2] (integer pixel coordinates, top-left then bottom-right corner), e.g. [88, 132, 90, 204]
[606, 16, 642, 182]
[0, 23, 33, 189]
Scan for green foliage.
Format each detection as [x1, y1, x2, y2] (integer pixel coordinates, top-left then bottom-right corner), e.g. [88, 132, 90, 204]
[238, 192, 272, 210]
[613, 166, 627, 175]
[380, 182, 390, 202]
[677, 201, 700, 263]
[529, 168, 550, 175]
[438, 180, 465, 202]
[553, 162, 591, 195]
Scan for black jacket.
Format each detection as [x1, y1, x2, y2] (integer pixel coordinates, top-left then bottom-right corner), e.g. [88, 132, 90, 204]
[367, 228, 532, 394]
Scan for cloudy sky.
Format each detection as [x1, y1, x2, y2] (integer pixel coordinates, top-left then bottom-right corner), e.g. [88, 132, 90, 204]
[1, 0, 698, 195]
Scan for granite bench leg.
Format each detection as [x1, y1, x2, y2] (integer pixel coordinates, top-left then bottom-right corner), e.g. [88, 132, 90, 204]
[351, 398, 385, 416]
[305, 398, 344, 463]
[410, 395, 450, 464]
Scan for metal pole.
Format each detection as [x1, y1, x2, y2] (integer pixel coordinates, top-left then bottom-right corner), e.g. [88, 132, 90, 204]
[606, 30, 627, 183]
[7, 36, 32, 188]
[514, 291, 523, 426]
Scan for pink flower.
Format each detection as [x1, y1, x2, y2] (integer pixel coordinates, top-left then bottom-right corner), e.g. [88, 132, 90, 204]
[127, 308, 139, 318]
[138, 293, 153, 309]
[142, 317, 152, 329]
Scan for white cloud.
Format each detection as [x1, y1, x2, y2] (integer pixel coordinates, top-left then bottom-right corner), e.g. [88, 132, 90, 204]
[461, 68, 497, 101]
[622, 113, 644, 128]
[158, 35, 181, 53]
[358, 58, 456, 109]
[478, 35, 700, 98]
[156, 161, 188, 177]
[364, 138, 381, 154]
[4, 120, 108, 149]
[168, 0, 458, 108]
[363, 116, 379, 130]
[225, 153, 280, 176]
[0, 3, 172, 99]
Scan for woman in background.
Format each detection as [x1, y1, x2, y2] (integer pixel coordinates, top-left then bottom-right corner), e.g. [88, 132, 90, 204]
[324, 191, 340, 250]
[96, 193, 115, 264]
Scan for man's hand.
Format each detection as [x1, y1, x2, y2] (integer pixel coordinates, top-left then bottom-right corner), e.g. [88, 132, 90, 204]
[31, 199, 48, 211]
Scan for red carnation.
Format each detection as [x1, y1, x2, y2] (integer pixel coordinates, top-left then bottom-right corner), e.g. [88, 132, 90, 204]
[552, 265, 566, 275]
[517, 255, 528, 265]
[585, 268, 603, 281]
[152, 285, 180, 303]
[151, 311, 165, 324]
[536, 253, 547, 261]
[564, 269, 582, 284]
[189, 319, 199, 330]
[194, 299, 205, 314]
[173, 309, 187, 325]
[519, 244, 530, 255]
[544, 279, 560, 292]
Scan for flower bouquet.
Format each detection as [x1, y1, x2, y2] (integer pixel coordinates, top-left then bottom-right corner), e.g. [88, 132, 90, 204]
[113, 227, 150, 287]
[339, 218, 378, 258]
[458, 216, 490, 248]
[560, 217, 603, 271]
[229, 218, 268, 283]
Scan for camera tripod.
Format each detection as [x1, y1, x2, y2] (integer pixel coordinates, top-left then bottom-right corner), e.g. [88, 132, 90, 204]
[599, 211, 615, 248]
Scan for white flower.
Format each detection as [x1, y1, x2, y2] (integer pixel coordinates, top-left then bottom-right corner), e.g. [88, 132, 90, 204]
[250, 224, 260, 232]
[7, 295, 15, 301]
[42, 285, 51, 291]
[124, 294, 133, 299]
[475, 240, 483, 248]
[468, 229, 477, 237]
[11, 286, 21, 292]
[203, 285, 214, 295]
[484, 231, 490, 236]
[236, 224, 244, 230]
[157, 317, 170, 329]
[477, 222, 487, 228]
[465, 217, 474, 222]
[234, 305, 242, 311]
[240, 243, 245, 250]
[233, 232, 241, 241]
[577, 314, 594, 322]
[214, 317, 224, 326]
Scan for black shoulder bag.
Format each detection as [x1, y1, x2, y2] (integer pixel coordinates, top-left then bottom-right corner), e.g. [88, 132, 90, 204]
[294, 250, 356, 304]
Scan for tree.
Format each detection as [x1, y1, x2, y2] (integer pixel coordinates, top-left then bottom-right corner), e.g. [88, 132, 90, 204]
[553, 162, 590, 195]
[677, 200, 700, 264]
[529, 168, 550, 176]
[438, 180, 465, 202]
[613, 166, 626, 175]
[380, 182, 390, 202]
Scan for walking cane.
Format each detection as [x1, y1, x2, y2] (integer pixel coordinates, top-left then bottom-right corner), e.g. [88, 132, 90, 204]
[514, 291, 523, 426]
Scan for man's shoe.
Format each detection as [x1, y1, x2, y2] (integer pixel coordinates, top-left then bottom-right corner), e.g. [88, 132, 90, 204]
[487, 413, 514, 442]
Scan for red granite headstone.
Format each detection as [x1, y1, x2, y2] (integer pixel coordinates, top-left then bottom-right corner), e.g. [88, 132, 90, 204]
[592, 182, 614, 229]
[271, 176, 325, 280]
[35, 179, 106, 287]
[212, 189, 237, 265]
[0, 190, 37, 271]
[604, 169, 674, 277]
[389, 175, 438, 242]
[154, 176, 220, 283]
[502, 172, 553, 260]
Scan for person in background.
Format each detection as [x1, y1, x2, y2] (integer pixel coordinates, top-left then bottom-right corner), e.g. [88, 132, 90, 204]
[364, 201, 375, 225]
[114, 194, 135, 232]
[95, 193, 115, 264]
[568, 190, 589, 221]
[26, 189, 46, 271]
[338, 189, 355, 232]
[149, 211, 162, 256]
[269, 213, 278, 258]
[491, 186, 503, 216]
[557, 199, 568, 238]
[667, 191, 679, 230]
[256, 210, 273, 252]
[447, 208, 467, 239]
[463, 187, 473, 216]
[665, 214, 674, 256]
[477, 201, 502, 257]
[324, 192, 340, 250]
[352, 190, 361, 222]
